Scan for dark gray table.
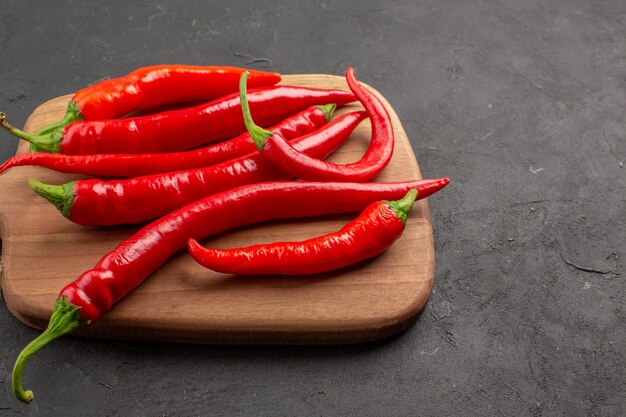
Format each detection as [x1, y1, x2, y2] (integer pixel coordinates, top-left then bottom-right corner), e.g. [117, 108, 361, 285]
[1, 1, 624, 416]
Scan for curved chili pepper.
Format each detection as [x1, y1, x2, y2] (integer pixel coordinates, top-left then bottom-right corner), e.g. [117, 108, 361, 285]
[188, 189, 418, 275]
[29, 111, 368, 225]
[241, 67, 394, 182]
[12, 177, 448, 403]
[1, 86, 356, 154]
[0, 105, 334, 177]
[30, 65, 282, 135]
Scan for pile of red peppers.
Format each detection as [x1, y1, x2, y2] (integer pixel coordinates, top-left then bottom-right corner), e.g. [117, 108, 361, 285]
[0, 64, 449, 403]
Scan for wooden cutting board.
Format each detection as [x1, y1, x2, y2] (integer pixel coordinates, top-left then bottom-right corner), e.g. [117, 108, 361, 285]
[0, 74, 436, 344]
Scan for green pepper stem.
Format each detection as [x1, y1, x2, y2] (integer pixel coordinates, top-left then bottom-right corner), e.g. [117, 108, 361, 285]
[35, 101, 83, 136]
[315, 103, 337, 122]
[13, 296, 85, 403]
[0, 113, 62, 153]
[239, 71, 273, 151]
[28, 178, 75, 219]
[387, 189, 419, 224]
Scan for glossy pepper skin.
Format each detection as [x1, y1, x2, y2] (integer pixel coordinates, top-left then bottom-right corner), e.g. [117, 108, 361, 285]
[32, 65, 282, 135]
[0, 105, 333, 177]
[30, 111, 368, 225]
[12, 178, 448, 404]
[243, 67, 394, 182]
[188, 189, 418, 275]
[1, 86, 356, 154]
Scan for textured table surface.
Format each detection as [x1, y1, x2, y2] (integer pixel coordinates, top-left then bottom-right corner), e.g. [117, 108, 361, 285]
[0, 1, 624, 416]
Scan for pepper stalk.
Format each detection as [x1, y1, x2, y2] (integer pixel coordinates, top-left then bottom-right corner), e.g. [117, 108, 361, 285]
[12, 296, 85, 403]
[0, 112, 64, 153]
[239, 71, 274, 151]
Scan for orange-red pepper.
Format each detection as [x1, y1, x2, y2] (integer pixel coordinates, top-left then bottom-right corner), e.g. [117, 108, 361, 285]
[34, 65, 282, 135]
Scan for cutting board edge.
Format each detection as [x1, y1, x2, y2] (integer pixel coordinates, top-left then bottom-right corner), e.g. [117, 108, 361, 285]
[4, 283, 431, 345]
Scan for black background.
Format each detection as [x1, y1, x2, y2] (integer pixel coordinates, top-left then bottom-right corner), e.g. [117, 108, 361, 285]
[1, 1, 624, 416]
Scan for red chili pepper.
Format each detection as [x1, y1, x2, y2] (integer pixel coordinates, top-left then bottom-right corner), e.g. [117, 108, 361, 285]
[31, 65, 282, 135]
[241, 67, 394, 182]
[188, 189, 418, 275]
[0, 105, 334, 177]
[29, 111, 368, 225]
[12, 178, 448, 403]
[1, 86, 356, 154]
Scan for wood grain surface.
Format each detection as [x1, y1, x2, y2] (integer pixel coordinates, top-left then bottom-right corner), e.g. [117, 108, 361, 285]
[0, 74, 435, 344]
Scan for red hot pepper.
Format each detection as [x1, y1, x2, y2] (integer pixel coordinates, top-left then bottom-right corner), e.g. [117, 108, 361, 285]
[12, 178, 448, 403]
[0, 105, 334, 177]
[1, 86, 355, 154]
[30, 111, 368, 225]
[241, 67, 394, 182]
[188, 189, 418, 275]
[32, 65, 282, 135]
